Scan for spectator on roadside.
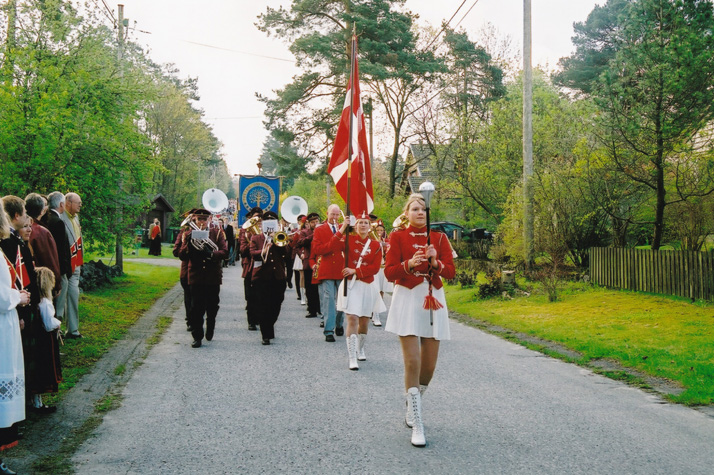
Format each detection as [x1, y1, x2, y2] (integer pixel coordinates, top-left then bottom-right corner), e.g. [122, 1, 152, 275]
[25, 193, 61, 296]
[45, 191, 72, 326]
[0, 205, 31, 475]
[148, 218, 162, 256]
[60, 192, 83, 339]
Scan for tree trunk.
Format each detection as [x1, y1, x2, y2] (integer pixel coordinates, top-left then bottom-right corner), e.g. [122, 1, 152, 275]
[388, 129, 401, 198]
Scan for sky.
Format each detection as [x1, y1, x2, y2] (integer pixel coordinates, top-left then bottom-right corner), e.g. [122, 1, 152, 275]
[112, 0, 601, 178]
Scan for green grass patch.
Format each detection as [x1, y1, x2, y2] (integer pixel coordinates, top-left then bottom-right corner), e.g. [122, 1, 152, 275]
[85, 243, 175, 262]
[446, 281, 714, 405]
[46, 262, 179, 406]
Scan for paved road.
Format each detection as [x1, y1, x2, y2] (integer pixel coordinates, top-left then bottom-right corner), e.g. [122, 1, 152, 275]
[72, 264, 714, 474]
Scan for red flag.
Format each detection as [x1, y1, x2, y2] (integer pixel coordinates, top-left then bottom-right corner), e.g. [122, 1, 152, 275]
[328, 38, 374, 216]
[15, 249, 29, 290]
[4, 252, 17, 290]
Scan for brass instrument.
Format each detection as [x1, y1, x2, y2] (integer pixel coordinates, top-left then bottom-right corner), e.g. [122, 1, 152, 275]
[392, 213, 409, 231]
[369, 222, 380, 241]
[272, 227, 290, 247]
[313, 255, 322, 279]
[187, 220, 219, 252]
[242, 216, 261, 236]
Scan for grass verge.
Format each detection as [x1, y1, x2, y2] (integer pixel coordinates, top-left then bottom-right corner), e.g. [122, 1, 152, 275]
[446, 280, 714, 406]
[46, 261, 179, 405]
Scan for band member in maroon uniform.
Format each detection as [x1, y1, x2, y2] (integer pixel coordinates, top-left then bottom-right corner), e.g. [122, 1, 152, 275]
[335, 212, 385, 370]
[249, 211, 287, 345]
[173, 209, 196, 331]
[384, 193, 455, 447]
[296, 212, 321, 319]
[239, 207, 262, 331]
[179, 208, 228, 348]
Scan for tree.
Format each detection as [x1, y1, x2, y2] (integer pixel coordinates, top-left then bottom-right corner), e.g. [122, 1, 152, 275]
[257, 0, 443, 197]
[556, 0, 714, 249]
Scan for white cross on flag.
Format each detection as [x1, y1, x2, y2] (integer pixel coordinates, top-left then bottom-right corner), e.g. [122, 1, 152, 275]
[327, 38, 374, 216]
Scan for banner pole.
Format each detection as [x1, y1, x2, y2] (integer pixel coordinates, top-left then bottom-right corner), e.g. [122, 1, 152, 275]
[343, 30, 357, 296]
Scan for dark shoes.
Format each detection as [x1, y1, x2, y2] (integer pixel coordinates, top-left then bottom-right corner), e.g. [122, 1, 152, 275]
[261, 339, 271, 345]
[335, 327, 344, 337]
[191, 340, 202, 348]
[248, 324, 257, 331]
[28, 404, 57, 414]
[64, 332, 83, 339]
[305, 313, 317, 318]
[325, 334, 336, 342]
[287, 281, 293, 289]
[206, 328, 214, 341]
[186, 325, 192, 332]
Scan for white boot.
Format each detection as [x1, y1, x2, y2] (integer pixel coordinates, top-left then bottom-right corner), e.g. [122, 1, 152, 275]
[357, 333, 367, 361]
[300, 292, 307, 305]
[406, 387, 426, 447]
[372, 313, 382, 326]
[405, 384, 428, 428]
[347, 334, 359, 370]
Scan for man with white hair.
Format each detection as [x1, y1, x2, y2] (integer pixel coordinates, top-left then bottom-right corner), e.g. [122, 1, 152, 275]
[46, 191, 72, 324]
[59, 192, 83, 338]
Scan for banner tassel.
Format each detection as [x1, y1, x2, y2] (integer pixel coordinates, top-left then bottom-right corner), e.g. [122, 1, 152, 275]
[423, 294, 443, 311]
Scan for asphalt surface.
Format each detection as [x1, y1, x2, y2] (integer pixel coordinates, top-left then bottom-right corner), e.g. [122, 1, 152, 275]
[70, 263, 714, 474]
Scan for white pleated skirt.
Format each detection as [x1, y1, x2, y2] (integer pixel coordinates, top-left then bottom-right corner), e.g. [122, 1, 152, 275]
[337, 279, 387, 317]
[376, 268, 393, 293]
[293, 255, 303, 269]
[385, 282, 450, 340]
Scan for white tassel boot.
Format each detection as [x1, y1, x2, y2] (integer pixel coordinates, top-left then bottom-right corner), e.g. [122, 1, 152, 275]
[347, 334, 359, 370]
[372, 312, 382, 326]
[406, 387, 426, 447]
[357, 333, 367, 361]
[405, 384, 428, 428]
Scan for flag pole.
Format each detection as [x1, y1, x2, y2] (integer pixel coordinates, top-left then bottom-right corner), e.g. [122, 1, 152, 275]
[343, 29, 357, 296]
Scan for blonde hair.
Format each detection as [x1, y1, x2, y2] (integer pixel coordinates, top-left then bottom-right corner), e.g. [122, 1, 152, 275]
[35, 267, 56, 300]
[402, 194, 426, 214]
[0, 209, 10, 240]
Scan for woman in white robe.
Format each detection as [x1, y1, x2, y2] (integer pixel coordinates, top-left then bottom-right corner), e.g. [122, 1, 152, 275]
[0, 207, 30, 475]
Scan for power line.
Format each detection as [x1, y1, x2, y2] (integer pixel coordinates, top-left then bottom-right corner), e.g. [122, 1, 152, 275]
[133, 29, 294, 63]
[454, 0, 481, 29]
[423, 0, 469, 50]
[91, 0, 115, 25]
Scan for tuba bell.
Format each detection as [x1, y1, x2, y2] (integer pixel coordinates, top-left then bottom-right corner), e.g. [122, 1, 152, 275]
[392, 213, 409, 231]
[202, 188, 228, 214]
[280, 196, 308, 224]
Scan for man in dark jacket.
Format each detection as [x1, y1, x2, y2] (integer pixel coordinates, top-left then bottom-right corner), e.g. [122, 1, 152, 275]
[45, 191, 71, 321]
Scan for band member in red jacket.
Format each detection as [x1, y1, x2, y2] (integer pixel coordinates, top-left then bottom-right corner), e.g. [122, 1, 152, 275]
[179, 208, 228, 348]
[384, 193, 455, 447]
[249, 211, 287, 345]
[309, 204, 345, 342]
[335, 212, 385, 370]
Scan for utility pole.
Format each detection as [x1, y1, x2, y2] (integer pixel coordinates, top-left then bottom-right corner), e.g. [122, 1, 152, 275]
[522, 0, 534, 269]
[115, 4, 125, 272]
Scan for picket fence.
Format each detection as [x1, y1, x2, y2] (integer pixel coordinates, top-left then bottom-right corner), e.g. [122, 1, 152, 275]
[589, 247, 714, 301]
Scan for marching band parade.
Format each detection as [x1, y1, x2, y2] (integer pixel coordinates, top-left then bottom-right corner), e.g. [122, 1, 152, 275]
[0, 34, 446, 475]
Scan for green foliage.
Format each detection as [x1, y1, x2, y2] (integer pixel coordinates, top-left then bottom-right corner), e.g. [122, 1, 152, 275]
[557, 0, 714, 249]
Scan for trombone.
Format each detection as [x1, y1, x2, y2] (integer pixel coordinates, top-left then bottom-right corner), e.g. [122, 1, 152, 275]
[181, 214, 219, 252]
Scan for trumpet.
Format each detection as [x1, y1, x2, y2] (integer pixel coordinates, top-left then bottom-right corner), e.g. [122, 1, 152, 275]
[272, 229, 290, 247]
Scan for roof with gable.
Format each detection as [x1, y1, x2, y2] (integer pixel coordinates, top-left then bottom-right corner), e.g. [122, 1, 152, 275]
[401, 142, 459, 195]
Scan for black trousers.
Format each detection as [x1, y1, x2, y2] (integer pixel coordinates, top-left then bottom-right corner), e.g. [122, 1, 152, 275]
[244, 273, 259, 326]
[189, 283, 220, 341]
[252, 278, 286, 340]
[303, 268, 320, 316]
[180, 277, 191, 323]
[294, 269, 302, 299]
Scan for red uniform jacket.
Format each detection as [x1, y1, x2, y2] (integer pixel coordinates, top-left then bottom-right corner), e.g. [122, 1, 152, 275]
[384, 226, 455, 289]
[178, 226, 228, 286]
[342, 234, 382, 284]
[173, 228, 190, 280]
[309, 222, 345, 281]
[250, 233, 287, 281]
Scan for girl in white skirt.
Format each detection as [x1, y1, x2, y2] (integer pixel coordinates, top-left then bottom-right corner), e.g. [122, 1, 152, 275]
[384, 194, 455, 447]
[336, 213, 386, 370]
[372, 222, 392, 327]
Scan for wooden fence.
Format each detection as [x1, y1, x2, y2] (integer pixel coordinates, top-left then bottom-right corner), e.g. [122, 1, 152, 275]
[589, 247, 714, 301]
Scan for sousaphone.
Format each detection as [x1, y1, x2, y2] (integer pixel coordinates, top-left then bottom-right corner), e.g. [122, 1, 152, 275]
[280, 196, 308, 224]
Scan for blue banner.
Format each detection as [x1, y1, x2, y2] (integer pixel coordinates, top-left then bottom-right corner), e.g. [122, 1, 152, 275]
[238, 175, 280, 224]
